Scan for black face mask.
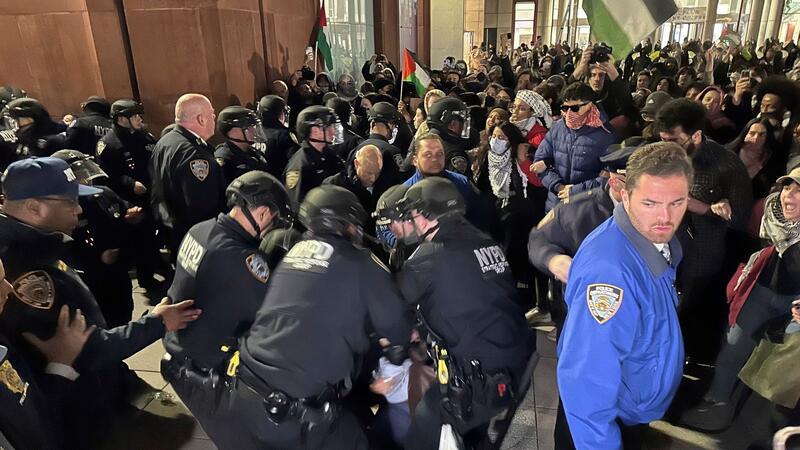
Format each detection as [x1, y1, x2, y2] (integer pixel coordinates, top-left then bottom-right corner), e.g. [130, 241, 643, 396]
[496, 99, 510, 110]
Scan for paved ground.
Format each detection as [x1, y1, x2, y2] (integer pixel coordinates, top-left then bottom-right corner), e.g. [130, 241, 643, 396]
[110, 285, 774, 449]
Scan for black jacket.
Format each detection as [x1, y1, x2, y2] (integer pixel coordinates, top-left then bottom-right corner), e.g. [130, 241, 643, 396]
[65, 113, 112, 157]
[283, 142, 345, 207]
[149, 125, 226, 242]
[352, 133, 405, 190]
[239, 233, 412, 399]
[97, 126, 156, 205]
[254, 122, 297, 178]
[214, 141, 271, 187]
[164, 214, 271, 369]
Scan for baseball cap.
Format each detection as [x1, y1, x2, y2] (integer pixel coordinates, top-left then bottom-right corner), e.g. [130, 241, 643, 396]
[641, 91, 673, 121]
[2, 157, 102, 201]
[602, 137, 648, 174]
[776, 167, 800, 186]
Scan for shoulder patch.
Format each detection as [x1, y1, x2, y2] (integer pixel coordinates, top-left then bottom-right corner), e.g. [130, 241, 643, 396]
[0, 360, 28, 401]
[216, 157, 226, 167]
[586, 283, 623, 324]
[12, 271, 55, 310]
[370, 252, 391, 273]
[450, 155, 468, 174]
[189, 159, 210, 181]
[245, 253, 270, 283]
[177, 234, 206, 277]
[286, 170, 300, 190]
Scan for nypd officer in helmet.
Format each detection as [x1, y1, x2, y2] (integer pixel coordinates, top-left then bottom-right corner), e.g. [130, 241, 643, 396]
[396, 177, 534, 449]
[225, 184, 412, 450]
[556, 142, 691, 449]
[353, 101, 406, 187]
[161, 170, 291, 445]
[283, 105, 345, 207]
[214, 106, 270, 186]
[254, 94, 297, 177]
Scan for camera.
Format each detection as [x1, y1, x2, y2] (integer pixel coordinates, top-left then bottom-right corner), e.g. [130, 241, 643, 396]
[590, 43, 613, 64]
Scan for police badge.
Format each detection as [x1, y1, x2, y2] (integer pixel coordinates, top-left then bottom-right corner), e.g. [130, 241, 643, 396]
[190, 159, 210, 181]
[96, 140, 106, 156]
[285, 171, 300, 190]
[586, 283, 623, 324]
[245, 253, 270, 283]
[450, 155, 468, 174]
[12, 271, 55, 310]
[0, 360, 27, 399]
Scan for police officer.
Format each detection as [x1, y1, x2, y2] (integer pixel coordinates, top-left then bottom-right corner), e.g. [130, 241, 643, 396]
[556, 142, 692, 449]
[1, 97, 67, 157]
[162, 170, 291, 446]
[150, 93, 226, 257]
[353, 101, 406, 189]
[326, 97, 364, 160]
[226, 184, 412, 450]
[65, 96, 112, 156]
[396, 177, 534, 449]
[283, 105, 345, 207]
[254, 95, 296, 178]
[425, 97, 475, 178]
[97, 99, 167, 293]
[52, 150, 139, 328]
[214, 106, 270, 186]
[528, 138, 641, 331]
[0, 157, 200, 447]
[373, 183, 411, 272]
[96, 99, 156, 205]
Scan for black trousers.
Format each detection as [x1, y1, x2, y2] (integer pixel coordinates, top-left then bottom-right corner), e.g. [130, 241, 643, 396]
[405, 386, 492, 450]
[555, 399, 647, 449]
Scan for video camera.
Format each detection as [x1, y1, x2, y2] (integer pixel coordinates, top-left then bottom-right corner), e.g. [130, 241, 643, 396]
[590, 43, 613, 64]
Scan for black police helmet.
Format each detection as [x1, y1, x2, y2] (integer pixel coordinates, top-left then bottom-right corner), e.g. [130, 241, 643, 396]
[299, 185, 367, 234]
[217, 106, 258, 136]
[326, 97, 353, 126]
[296, 106, 339, 142]
[368, 101, 400, 125]
[399, 177, 465, 220]
[4, 98, 49, 121]
[373, 184, 410, 225]
[51, 149, 107, 183]
[257, 95, 287, 117]
[226, 170, 292, 220]
[426, 97, 468, 129]
[0, 86, 26, 109]
[110, 99, 145, 120]
[258, 228, 303, 269]
[82, 96, 111, 116]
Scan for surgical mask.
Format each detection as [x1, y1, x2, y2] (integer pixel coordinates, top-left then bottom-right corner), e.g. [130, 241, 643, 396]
[489, 137, 509, 154]
[388, 126, 399, 144]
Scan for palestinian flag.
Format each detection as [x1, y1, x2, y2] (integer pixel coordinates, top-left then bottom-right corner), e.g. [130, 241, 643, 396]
[582, 0, 677, 60]
[402, 49, 431, 97]
[316, 1, 333, 71]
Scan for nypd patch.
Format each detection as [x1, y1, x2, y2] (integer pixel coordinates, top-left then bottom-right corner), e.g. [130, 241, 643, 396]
[189, 159, 210, 181]
[286, 171, 300, 190]
[586, 283, 623, 324]
[12, 271, 55, 310]
[245, 253, 270, 283]
[177, 234, 206, 277]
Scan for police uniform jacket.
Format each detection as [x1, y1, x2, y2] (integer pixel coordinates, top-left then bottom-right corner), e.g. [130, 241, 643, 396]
[0, 128, 21, 172]
[239, 233, 412, 400]
[397, 217, 533, 378]
[15, 122, 68, 157]
[69, 187, 131, 272]
[352, 133, 405, 191]
[322, 167, 380, 231]
[283, 142, 344, 208]
[0, 213, 166, 372]
[149, 125, 226, 241]
[164, 214, 272, 370]
[214, 141, 271, 187]
[254, 122, 296, 179]
[527, 187, 614, 275]
[0, 335, 70, 450]
[65, 113, 112, 156]
[429, 128, 473, 179]
[557, 203, 684, 449]
[97, 126, 156, 205]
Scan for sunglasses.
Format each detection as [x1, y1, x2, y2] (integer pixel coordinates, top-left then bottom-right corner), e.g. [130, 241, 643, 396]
[560, 102, 591, 113]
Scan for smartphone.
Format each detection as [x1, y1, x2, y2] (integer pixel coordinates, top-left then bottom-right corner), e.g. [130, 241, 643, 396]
[305, 46, 314, 61]
[740, 69, 751, 80]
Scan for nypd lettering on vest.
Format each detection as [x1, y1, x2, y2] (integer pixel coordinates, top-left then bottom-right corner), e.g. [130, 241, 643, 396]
[473, 245, 510, 277]
[283, 240, 334, 273]
[177, 234, 206, 277]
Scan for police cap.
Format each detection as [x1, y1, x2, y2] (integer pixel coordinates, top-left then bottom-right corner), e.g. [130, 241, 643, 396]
[601, 136, 648, 175]
[299, 185, 367, 233]
[296, 106, 339, 142]
[110, 99, 145, 120]
[399, 177, 465, 220]
[217, 106, 258, 136]
[226, 170, 292, 219]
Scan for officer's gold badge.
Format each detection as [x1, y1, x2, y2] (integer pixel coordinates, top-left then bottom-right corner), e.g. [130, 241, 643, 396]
[0, 360, 27, 398]
[245, 253, 270, 283]
[190, 159, 210, 181]
[285, 171, 300, 190]
[586, 283, 623, 324]
[12, 271, 55, 310]
[96, 140, 106, 156]
[56, 260, 69, 272]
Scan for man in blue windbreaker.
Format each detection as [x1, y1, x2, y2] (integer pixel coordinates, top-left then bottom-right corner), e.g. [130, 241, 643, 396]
[556, 142, 693, 449]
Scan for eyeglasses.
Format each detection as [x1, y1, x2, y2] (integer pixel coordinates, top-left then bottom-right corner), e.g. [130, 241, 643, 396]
[560, 102, 590, 113]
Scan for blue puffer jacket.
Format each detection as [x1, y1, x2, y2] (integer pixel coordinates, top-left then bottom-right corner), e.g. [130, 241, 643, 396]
[533, 119, 617, 211]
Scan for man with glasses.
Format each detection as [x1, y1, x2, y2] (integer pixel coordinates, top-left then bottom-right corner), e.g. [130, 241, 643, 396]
[655, 98, 753, 363]
[533, 82, 617, 211]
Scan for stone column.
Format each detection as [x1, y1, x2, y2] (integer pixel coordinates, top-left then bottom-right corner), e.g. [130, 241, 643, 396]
[746, 0, 766, 42]
[536, 0, 553, 45]
[702, 0, 720, 42]
[764, 0, 786, 40]
[758, 0, 774, 45]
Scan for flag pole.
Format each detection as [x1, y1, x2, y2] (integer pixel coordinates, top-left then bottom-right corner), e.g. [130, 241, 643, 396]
[399, 49, 405, 102]
[314, 0, 321, 75]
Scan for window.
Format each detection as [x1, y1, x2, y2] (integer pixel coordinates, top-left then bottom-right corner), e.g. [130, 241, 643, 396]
[514, 1, 537, 48]
[324, 0, 375, 83]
